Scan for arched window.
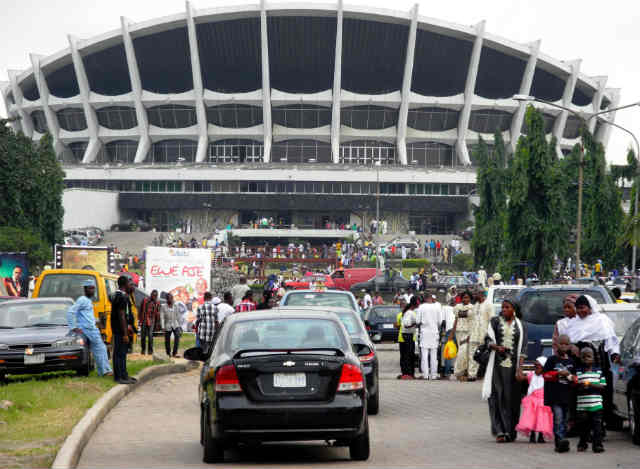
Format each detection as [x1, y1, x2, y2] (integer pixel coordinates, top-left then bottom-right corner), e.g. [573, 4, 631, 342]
[271, 139, 331, 163]
[100, 140, 138, 164]
[208, 139, 264, 163]
[151, 140, 197, 164]
[96, 107, 138, 130]
[31, 110, 48, 134]
[341, 106, 398, 129]
[206, 104, 262, 128]
[339, 140, 397, 165]
[407, 142, 455, 167]
[57, 108, 87, 131]
[272, 104, 331, 128]
[147, 105, 197, 128]
[563, 116, 582, 139]
[468, 110, 512, 133]
[407, 108, 459, 131]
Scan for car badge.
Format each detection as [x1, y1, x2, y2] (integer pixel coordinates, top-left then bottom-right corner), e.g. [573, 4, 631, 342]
[283, 361, 295, 367]
[25, 347, 34, 355]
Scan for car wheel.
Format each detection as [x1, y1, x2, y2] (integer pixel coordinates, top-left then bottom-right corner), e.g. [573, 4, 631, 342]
[368, 390, 379, 415]
[349, 418, 370, 461]
[631, 395, 640, 446]
[76, 353, 94, 377]
[202, 408, 224, 463]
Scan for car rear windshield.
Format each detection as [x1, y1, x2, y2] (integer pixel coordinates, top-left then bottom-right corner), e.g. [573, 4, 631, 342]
[371, 307, 400, 320]
[227, 318, 348, 353]
[521, 290, 606, 325]
[0, 301, 72, 328]
[282, 292, 354, 310]
[335, 312, 366, 335]
[38, 274, 98, 302]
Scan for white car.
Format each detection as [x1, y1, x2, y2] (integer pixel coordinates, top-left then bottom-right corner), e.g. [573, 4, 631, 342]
[487, 285, 524, 315]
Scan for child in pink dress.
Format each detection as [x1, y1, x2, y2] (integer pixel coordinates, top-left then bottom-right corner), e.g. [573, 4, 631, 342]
[516, 356, 554, 443]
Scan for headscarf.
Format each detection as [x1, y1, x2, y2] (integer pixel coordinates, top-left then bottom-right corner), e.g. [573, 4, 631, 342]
[564, 294, 620, 355]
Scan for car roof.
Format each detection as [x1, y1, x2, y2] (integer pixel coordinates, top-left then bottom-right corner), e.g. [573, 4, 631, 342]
[0, 297, 73, 305]
[274, 305, 356, 314]
[519, 284, 604, 291]
[284, 289, 352, 295]
[224, 310, 343, 324]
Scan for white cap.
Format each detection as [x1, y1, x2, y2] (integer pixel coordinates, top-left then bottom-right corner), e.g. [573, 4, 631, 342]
[535, 356, 547, 367]
[212, 297, 222, 305]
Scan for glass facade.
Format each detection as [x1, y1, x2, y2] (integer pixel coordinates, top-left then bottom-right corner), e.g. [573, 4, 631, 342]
[340, 106, 398, 129]
[407, 107, 459, 131]
[100, 140, 138, 164]
[521, 112, 556, 135]
[339, 140, 397, 165]
[96, 106, 138, 129]
[31, 110, 48, 133]
[147, 105, 197, 128]
[57, 108, 87, 131]
[563, 116, 582, 139]
[271, 140, 332, 163]
[468, 110, 512, 133]
[407, 142, 455, 167]
[208, 139, 264, 163]
[272, 105, 331, 128]
[206, 104, 262, 128]
[151, 140, 197, 163]
[66, 142, 87, 163]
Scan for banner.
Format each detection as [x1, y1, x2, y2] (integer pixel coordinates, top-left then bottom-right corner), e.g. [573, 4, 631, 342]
[145, 247, 211, 331]
[56, 246, 113, 273]
[0, 252, 29, 297]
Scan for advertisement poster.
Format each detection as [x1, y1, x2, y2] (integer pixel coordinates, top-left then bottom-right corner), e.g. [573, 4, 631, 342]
[0, 252, 29, 297]
[145, 247, 211, 331]
[57, 246, 112, 273]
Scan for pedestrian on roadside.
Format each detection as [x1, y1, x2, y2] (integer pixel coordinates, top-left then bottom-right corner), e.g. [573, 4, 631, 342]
[235, 290, 257, 312]
[450, 291, 475, 381]
[575, 347, 606, 453]
[231, 277, 251, 306]
[139, 290, 160, 355]
[216, 291, 235, 324]
[195, 292, 217, 355]
[416, 294, 442, 380]
[515, 356, 553, 443]
[256, 291, 273, 310]
[110, 276, 136, 384]
[469, 290, 493, 380]
[399, 296, 419, 379]
[440, 299, 456, 379]
[161, 293, 181, 357]
[66, 279, 113, 378]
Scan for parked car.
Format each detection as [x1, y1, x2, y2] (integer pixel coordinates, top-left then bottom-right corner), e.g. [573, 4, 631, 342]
[185, 311, 370, 462]
[382, 239, 421, 256]
[486, 285, 524, 315]
[459, 226, 474, 241]
[350, 270, 410, 293]
[612, 315, 640, 445]
[75, 228, 101, 246]
[328, 268, 377, 291]
[600, 303, 640, 340]
[276, 306, 379, 414]
[513, 285, 616, 364]
[280, 290, 359, 313]
[109, 219, 152, 232]
[364, 305, 401, 342]
[0, 298, 94, 380]
[284, 274, 335, 290]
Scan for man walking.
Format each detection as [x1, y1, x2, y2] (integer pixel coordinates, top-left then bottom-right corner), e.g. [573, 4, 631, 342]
[160, 293, 181, 357]
[139, 290, 160, 355]
[216, 292, 235, 324]
[416, 294, 442, 380]
[196, 292, 217, 355]
[110, 276, 135, 384]
[66, 279, 113, 377]
[231, 277, 251, 306]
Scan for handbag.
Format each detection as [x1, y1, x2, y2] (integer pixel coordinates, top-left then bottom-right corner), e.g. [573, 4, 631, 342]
[473, 342, 491, 366]
[443, 340, 457, 360]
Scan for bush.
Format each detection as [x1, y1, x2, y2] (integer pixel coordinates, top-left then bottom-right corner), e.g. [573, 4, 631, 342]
[401, 259, 430, 269]
[452, 253, 474, 272]
[0, 226, 52, 271]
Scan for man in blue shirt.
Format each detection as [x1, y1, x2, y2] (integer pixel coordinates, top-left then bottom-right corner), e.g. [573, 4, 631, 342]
[67, 279, 113, 377]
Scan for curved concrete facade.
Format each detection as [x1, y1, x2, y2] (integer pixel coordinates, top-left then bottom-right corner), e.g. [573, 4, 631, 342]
[1, 2, 617, 166]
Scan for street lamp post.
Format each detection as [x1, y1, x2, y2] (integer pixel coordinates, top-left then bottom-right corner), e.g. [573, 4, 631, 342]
[513, 95, 640, 280]
[375, 161, 381, 292]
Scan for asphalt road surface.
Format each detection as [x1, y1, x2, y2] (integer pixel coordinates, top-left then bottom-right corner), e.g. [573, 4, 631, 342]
[78, 350, 640, 468]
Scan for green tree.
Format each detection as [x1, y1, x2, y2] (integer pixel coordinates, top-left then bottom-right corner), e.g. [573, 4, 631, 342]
[0, 226, 52, 271]
[502, 106, 565, 280]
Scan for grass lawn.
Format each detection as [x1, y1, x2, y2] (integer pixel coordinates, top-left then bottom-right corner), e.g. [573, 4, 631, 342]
[0, 358, 160, 469]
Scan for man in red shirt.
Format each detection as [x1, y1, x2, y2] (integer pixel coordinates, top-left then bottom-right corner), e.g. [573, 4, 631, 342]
[139, 290, 160, 355]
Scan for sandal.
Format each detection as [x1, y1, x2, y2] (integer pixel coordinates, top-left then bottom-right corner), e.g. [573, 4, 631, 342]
[496, 434, 506, 443]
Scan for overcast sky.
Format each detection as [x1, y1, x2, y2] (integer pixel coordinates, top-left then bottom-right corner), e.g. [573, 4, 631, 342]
[2, 0, 638, 163]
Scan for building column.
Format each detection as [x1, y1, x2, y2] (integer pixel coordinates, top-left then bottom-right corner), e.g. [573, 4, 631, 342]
[68, 35, 102, 163]
[396, 4, 419, 166]
[121, 16, 151, 163]
[455, 20, 485, 166]
[552, 59, 580, 158]
[186, 1, 209, 163]
[330, 0, 344, 163]
[28, 54, 65, 157]
[260, 0, 273, 162]
[589, 76, 607, 134]
[7, 71, 34, 137]
[0, 82, 21, 133]
[508, 40, 540, 155]
[596, 88, 620, 148]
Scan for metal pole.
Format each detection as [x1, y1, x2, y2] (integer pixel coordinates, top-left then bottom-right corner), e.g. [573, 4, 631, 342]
[375, 166, 380, 292]
[576, 143, 584, 279]
[633, 174, 638, 288]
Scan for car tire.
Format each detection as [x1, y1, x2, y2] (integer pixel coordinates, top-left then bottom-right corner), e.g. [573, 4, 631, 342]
[349, 418, 370, 461]
[630, 394, 640, 446]
[203, 408, 224, 463]
[76, 353, 94, 377]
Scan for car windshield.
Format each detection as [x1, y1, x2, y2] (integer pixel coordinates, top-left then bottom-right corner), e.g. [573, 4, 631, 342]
[38, 274, 98, 302]
[521, 290, 606, 325]
[283, 292, 355, 310]
[0, 301, 72, 328]
[227, 318, 347, 353]
[371, 307, 400, 321]
[335, 312, 366, 335]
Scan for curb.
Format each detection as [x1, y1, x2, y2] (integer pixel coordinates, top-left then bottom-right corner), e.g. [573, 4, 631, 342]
[52, 359, 199, 469]
[375, 344, 399, 352]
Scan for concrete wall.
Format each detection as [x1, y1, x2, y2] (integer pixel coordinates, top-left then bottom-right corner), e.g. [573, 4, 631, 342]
[62, 189, 121, 230]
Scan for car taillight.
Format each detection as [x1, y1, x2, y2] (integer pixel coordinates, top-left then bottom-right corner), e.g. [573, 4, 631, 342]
[359, 351, 376, 363]
[215, 364, 242, 393]
[337, 363, 364, 391]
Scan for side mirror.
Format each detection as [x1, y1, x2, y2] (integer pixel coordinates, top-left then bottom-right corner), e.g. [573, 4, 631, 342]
[184, 346, 206, 362]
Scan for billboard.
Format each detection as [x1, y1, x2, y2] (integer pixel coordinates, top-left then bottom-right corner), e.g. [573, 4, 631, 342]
[55, 246, 115, 273]
[145, 247, 211, 330]
[0, 252, 29, 297]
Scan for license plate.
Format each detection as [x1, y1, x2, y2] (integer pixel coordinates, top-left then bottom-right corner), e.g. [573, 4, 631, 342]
[273, 373, 306, 388]
[24, 353, 45, 365]
[383, 324, 394, 329]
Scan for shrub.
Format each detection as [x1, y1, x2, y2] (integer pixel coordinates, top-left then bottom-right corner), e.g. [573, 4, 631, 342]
[452, 253, 474, 272]
[401, 259, 430, 269]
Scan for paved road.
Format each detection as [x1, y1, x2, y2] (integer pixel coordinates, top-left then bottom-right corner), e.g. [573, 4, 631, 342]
[78, 352, 639, 468]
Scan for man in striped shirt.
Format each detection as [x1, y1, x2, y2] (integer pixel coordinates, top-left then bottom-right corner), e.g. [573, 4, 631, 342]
[575, 348, 606, 453]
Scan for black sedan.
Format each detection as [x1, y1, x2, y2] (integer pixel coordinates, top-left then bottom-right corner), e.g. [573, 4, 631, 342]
[0, 298, 93, 380]
[275, 306, 380, 415]
[364, 305, 401, 342]
[185, 311, 370, 463]
[613, 315, 640, 444]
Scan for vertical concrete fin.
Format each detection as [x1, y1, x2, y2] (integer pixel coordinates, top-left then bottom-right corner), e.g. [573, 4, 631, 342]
[589, 76, 608, 134]
[330, 0, 343, 163]
[596, 88, 621, 148]
[509, 39, 541, 155]
[186, 0, 209, 163]
[121, 16, 151, 163]
[396, 4, 419, 166]
[553, 59, 581, 159]
[456, 20, 485, 166]
[7, 69, 33, 137]
[260, 0, 272, 162]
[29, 54, 65, 156]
